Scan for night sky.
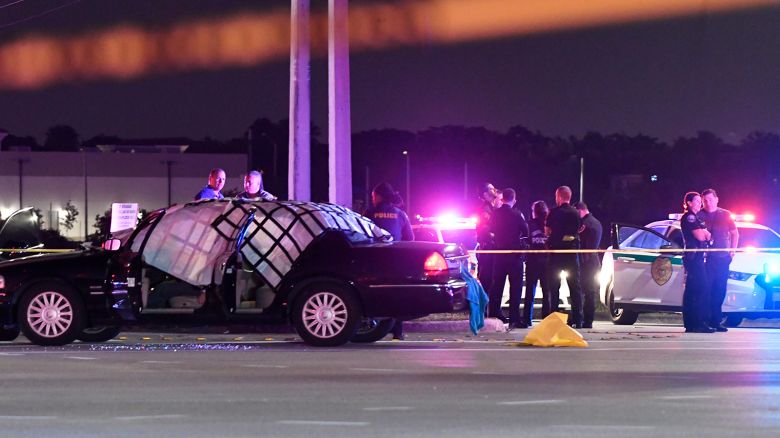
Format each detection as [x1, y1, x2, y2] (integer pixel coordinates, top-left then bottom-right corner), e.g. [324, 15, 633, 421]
[2, 0, 780, 143]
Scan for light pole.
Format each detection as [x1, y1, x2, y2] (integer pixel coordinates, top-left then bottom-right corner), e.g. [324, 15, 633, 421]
[403, 150, 410, 215]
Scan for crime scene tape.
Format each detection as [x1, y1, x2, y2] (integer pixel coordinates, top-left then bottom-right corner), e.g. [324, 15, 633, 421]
[471, 247, 780, 254]
[0, 248, 78, 253]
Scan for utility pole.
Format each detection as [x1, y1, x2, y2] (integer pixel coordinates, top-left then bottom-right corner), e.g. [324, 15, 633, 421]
[289, 0, 311, 201]
[328, 0, 353, 208]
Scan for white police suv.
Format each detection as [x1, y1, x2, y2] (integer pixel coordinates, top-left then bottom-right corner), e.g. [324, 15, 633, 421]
[600, 214, 780, 326]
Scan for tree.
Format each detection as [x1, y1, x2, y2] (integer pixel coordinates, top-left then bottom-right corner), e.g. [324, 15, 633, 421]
[44, 125, 80, 151]
[59, 201, 79, 232]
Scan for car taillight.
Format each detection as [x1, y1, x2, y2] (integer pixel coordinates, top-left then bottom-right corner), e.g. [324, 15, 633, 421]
[424, 252, 448, 276]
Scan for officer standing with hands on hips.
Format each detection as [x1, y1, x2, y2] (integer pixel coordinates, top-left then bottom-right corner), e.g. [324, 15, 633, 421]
[575, 202, 602, 329]
[488, 188, 529, 330]
[680, 191, 714, 333]
[698, 188, 738, 331]
[545, 186, 584, 328]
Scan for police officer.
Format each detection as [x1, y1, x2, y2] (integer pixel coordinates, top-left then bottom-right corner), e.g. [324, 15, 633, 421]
[522, 200, 550, 325]
[237, 170, 277, 201]
[194, 168, 226, 200]
[545, 186, 584, 328]
[488, 188, 529, 329]
[575, 201, 602, 329]
[364, 182, 414, 339]
[680, 191, 714, 333]
[475, 183, 502, 319]
[699, 188, 739, 331]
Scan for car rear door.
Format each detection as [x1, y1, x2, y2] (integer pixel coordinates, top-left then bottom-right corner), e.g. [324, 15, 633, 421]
[611, 223, 685, 308]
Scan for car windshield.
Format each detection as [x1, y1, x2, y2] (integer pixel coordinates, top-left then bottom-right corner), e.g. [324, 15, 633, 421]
[0, 208, 41, 250]
[738, 227, 780, 250]
[441, 229, 478, 250]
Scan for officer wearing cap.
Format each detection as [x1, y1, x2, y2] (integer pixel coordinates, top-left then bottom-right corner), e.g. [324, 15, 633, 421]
[523, 200, 550, 324]
[488, 188, 529, 329]
[475, 183, 502, 319]
[545, 186, 584, 328]
[680, 191, 714, 333]
[575, 201, 602, 329]
[698, 188, 738, 331]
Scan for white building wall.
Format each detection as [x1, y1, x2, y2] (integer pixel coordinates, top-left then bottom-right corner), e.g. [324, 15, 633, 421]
[0, 151, 247, 240]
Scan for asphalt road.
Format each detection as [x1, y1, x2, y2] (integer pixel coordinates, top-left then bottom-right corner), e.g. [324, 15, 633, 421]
[1, 322, 780, 437]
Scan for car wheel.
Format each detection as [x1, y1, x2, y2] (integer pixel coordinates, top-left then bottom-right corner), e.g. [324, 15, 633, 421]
[607, 284, 638, 325]
[18, 281, 85, 346]
[77, 326, 121, 343]
[292, 280, 361, 347]
[722, 315, 743, 328]
[0, 327, 20, 342]
[351, 318, 395, 343]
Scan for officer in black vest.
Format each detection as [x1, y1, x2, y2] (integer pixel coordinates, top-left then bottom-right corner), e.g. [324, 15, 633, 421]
[475, 183, 502, 320]
[523, 200, 550, 325]
[680, 191, 714, 333]
[488, 188, 529, 329]
[575, 201, 603, 329]
[545, 186, 584, 328]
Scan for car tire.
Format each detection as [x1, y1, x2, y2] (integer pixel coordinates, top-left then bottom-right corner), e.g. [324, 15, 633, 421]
[0, 327, 20, 342]
[17, 281, 85, 346]
[77, 326, 121, 343]
[351, 318, 395, 343]
[722, 315, 743, 328]
[607, 284, 639, 325]
[292, 280, 361, 347]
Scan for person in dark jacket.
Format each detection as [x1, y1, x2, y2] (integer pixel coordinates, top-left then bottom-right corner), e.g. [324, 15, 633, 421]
[545, 186, 584, 328]
[364, 182, 414, 339]
[523, 200, 550, 325]
[488, 188, 529, 329]
[475, 183, 499, 305]
[194, 168, 226, 200]
[237, 170, 277, 201]
[575, 202, 602, 329]
[681, 191, 714, 333]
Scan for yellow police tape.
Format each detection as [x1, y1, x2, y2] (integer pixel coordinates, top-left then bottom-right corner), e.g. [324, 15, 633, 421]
[471, 247, 780, 254]
[0, 248, 77, 253]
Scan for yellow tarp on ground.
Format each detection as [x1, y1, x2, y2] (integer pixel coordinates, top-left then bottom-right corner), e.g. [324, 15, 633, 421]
[522, 312, 588, 348]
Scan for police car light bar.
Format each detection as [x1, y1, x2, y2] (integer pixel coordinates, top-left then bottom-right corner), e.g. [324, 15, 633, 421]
[668, 213, 683, 220]
[417, 214, 477, 225]
[731, 213, 755, 222]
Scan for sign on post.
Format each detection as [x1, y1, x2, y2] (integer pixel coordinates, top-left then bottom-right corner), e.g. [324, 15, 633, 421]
[110, 203, 139, 232]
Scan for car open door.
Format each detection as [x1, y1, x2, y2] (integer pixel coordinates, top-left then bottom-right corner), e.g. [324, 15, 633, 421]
[0, 208, 42, 259]
[611, 223, 685, 308]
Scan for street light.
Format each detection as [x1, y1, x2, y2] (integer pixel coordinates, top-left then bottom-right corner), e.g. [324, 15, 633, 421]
[403, 150, 410, 215]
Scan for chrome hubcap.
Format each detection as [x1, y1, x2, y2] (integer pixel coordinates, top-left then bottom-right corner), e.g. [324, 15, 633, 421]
[27, 291, 73, 338]
[302, 292, 347, 339]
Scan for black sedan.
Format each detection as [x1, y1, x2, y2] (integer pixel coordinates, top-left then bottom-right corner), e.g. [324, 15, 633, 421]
[0, 200, 468, 346]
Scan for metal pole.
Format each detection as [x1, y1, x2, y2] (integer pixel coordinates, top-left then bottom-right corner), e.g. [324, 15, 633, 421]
[17, 159, 23, 209]
[404, 151, 410, 214]
[83, 150, 88, 240]
[579, 156, 584, 202]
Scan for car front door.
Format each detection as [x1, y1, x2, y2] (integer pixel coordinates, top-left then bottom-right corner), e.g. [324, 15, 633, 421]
[611, 224, 685, 308]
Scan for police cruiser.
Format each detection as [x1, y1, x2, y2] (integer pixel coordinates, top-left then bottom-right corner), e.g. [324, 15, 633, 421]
[600, 214, 780, 326]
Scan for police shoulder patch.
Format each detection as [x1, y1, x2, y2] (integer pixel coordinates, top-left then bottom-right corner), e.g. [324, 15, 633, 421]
[686, 214, 696, 222]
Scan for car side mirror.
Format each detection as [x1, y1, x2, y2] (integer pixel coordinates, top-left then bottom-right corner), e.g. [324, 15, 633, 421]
[102, 239, 121, 251]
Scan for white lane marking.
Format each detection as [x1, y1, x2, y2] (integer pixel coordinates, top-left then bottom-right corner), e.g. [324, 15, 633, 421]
[551, 425, 655, 430]
[350, 367, 404, 372]
[141, 360, 181, 364]
[0, 416, 58, 420]
[639, 375, 696, 380]
[497, 399, 565, 406]
[277, 420, 370, 426]
[0, 352, 24, 356]
[65, 356, 98, 360]
[242, 364, 289, 369]
[658, 395, 714, 400]
[115, 414, 189, 421]
[363, 406, 413, 412]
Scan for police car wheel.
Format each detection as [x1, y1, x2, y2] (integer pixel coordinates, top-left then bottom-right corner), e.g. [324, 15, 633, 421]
[293, 280, 361, 347]
[607, 285, 638, 325]
[722, 315, 743, 328]
[17, 281, 85, 346]
[351, 318, 396, 343]
[0, 327, 20, 342]
[77, 326, 121, 343]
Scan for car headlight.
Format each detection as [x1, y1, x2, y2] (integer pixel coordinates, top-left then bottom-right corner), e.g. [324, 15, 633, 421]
[765, 262, 780, 284]
[728, 271, 753, 282]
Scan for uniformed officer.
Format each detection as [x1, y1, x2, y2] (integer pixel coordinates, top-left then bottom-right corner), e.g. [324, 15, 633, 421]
[545, 186, 584, 328]
[522, 200, 550, 325]
[364, 182, 414, 339]
[680, 191, 714, 333]
[488, 188, 529, 329]
[194, 168, 226, 200]
[699, 188, 739, 331]
[575, 201, 603, 329]
[475, 183, 502, 319]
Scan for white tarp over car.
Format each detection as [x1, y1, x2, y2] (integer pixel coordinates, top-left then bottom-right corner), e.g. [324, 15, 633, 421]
[137, 200, 389, 288]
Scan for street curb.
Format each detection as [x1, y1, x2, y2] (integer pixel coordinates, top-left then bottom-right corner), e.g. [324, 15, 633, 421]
[404, 317, 507, 333]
